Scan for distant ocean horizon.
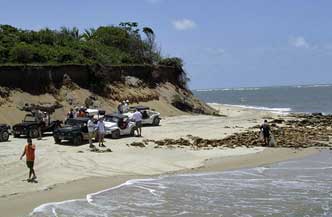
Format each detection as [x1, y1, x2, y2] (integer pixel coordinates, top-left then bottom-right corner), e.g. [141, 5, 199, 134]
[193, 84, 332, 114]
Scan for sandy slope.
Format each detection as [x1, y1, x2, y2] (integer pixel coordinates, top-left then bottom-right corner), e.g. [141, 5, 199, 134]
[0, 104, 318, 217]
[0, 82, 213, 125]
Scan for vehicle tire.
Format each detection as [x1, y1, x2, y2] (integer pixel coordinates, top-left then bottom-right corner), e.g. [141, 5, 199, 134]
[29, 128, 39, 138]
[1, 130, 9, 142]
[54, 137, 61, 144]
[153, 117, 160, 126]
[111, 130, 120, 139]
[72, 135, 82, 146]
[13, 133, 20, 138]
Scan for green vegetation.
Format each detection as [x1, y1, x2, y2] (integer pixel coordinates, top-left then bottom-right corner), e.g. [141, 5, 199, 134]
[0, 23, 180, 65]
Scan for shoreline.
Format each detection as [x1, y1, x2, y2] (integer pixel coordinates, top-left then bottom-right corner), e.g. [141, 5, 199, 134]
[0, 147, 318, 217]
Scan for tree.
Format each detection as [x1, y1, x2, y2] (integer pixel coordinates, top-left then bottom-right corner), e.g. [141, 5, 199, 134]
[81, 28, 96, 41]
[9, 43, 34, 63]
[0, 23, 178, 66]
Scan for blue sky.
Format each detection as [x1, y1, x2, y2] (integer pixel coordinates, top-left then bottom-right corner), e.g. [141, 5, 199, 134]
[1, 0, 332, 89]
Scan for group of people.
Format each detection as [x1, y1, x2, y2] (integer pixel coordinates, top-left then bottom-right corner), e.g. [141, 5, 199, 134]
[117, 100, 130, 114]
[67, 106, 107, 148]
[32, 109, 49, 140]
[67, 106, 88, 119]
[87, 116, 106, 148]
[19, 118, 271, 183]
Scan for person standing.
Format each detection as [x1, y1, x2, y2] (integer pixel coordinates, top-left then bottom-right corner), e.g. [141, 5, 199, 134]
[117, 102, 123, 114]
[123, 100, 129, 113]
[74, 107, 80, 118]
[132, 109, 143, 137]
[87, 116, 96, 148]
[67, 108, 75, 119]
[20, 138, 37, 181]
[96, 117, 106, 147]
[260, 120, 271, 146]
[35, 110, 44, 140]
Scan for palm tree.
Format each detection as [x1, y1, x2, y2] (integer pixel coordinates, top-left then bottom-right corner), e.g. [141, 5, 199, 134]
[143, 27, 156, 63]
[60, 27, 80, 40]
[81, 28, 96, 41]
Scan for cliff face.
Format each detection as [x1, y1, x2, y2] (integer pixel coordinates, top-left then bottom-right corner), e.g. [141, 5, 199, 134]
[0, 64, 216, 124]
[0, 64, 186, 94]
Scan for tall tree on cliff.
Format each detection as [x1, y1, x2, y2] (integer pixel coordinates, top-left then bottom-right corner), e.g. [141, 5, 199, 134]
[143, 27, 160, 64]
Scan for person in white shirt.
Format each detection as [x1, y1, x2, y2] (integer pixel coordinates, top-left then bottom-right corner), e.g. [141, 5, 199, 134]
[87, 116, 96, 148]
[132, 109, 143, 137]
[123, 100, 129, 113]
[96, 117, 106, 147]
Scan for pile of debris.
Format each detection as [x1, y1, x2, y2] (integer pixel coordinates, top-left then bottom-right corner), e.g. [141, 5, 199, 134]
[129, 113, 332, 150]
[90, 147, 113, 153]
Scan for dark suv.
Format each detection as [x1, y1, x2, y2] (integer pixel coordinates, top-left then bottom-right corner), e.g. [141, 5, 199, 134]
[12, 114, 61, 138]
[53, 117, 97, 145]
[0, 124, 10, 142]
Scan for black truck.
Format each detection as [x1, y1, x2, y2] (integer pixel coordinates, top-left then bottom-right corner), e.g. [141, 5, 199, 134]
[0, 124, 10, 142]
[12, 114, 61, 138]
[53, 117, 97, 145]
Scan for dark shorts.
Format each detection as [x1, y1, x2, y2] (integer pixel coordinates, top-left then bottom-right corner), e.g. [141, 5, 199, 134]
[263, 132, 270, 138]
[136, 121, 142, 128]
[26, 161, 34, 169]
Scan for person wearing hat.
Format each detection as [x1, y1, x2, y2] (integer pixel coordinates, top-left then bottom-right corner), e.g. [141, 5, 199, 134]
[20, 138, 37, 181]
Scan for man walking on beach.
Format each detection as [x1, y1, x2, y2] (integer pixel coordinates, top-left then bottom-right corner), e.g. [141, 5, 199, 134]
[20, 138, 37, 181]
[97, 117, 106, 147]
[132, 108, 143, 137]
[260, 120, 271, 146]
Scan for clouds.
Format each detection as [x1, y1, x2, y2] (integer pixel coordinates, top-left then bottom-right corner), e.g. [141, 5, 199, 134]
[173, 19, 196, 31]
[289, 36, 310, 48]
[206, 48, 225, 56]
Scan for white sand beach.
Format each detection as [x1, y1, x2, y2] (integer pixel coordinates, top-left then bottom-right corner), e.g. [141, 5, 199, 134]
[0, 104, 317, 217]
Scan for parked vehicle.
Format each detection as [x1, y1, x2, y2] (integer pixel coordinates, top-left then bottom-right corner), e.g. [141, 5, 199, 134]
[0, 124, 10, 142]
[85, 109, 105, 117]
[124, 106, 161, 126]
[53, 117, 97, 145]
[12, 114, 61, 138]
[104, 113, 137, 139]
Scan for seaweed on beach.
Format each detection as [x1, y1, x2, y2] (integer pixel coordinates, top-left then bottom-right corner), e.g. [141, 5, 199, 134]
[130, 114, 332, 150]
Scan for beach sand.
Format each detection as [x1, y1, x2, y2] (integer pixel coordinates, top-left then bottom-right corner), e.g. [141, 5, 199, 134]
[0, 104, 318, 217]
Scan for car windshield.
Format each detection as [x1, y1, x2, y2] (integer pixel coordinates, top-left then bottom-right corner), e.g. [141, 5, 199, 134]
[65, 119, 85, 127]
[104, 116, 119, 123]
[24, 115, 36, 122]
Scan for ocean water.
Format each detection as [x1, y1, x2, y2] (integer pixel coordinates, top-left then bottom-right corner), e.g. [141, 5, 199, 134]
[193, 84, 332, 114]
[30, 151, 332, 217]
